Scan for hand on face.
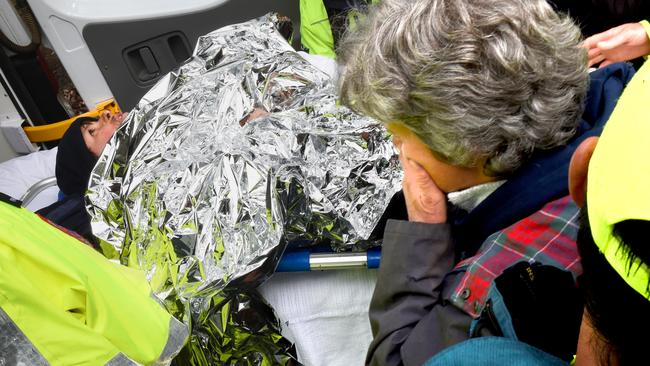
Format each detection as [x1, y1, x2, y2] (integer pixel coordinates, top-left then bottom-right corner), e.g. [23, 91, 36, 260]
[394, 135, 448, 224]
[584, 22, 650, 68]
[80, 110, 126, 157]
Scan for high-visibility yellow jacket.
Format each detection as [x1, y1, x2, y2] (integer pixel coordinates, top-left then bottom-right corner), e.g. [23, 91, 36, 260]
[300, 0, 337, 58]
[300, 0, 380, 58]
[0, 200, 187, 365]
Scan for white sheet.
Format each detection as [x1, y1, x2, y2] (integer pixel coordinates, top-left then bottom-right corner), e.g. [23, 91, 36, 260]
[0, 148, 59, 211]
[259, 270, 376, 366]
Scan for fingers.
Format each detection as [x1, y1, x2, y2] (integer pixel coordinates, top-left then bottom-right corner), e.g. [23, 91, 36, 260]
[398, 149, 436, 190]
[583, 35, 602, 51]
[399, 153, 422, 196]
[588, 53, 605, 67]
[583, 24, 629, 66]
[583, 26, 619, 50]
[399, 153, 434, 183]
[597, 33, 628, 52]
[398, 153, 447, 223]
[587, 47, 601, 60]
[599, 59, 615, 68]
[585, 22, 650, 66]
[587, 43, 602, 67]
[583, 32, 607, 48]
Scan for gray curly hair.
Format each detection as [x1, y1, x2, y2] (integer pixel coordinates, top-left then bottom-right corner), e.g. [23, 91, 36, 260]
[338, 0, 589, 176]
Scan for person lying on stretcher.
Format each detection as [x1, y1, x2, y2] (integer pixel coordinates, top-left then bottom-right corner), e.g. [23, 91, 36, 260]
[38, 107, 270, 245]
[37, 110, 126, 244]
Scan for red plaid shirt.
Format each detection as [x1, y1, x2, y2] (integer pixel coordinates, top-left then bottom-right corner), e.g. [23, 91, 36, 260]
[450, 196, 582, 317]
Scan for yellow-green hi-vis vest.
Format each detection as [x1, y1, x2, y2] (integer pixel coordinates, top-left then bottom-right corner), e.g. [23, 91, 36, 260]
[0, 201, 188, 365]
[300, 0, 379, 59]
[300, 0, 336, 59]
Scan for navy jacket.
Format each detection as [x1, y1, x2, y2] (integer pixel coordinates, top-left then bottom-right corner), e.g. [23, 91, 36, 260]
[453, 63, 635, 259]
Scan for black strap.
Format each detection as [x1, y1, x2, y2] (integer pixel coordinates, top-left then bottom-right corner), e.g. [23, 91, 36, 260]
[0, 192, 22, 208]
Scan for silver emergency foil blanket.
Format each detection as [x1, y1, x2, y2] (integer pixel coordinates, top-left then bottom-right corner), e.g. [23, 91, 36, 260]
[86, 13, 401, 363]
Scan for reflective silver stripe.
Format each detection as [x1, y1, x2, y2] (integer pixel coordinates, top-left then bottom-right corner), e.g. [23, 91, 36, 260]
[153, 316, 189, 365]
[0, 307, 186, 366]
[309, 252, 368, 270]
[0, 307, 49, 366]
[105, 353, 140, 366]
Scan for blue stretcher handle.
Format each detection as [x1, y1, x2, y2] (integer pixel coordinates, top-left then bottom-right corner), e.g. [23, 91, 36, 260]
[276, 250, 311, 272]
[276, 247, 382, 272]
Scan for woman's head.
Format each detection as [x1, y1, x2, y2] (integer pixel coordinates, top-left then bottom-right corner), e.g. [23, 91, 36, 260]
[56, 111, 125, 195]
[338, 0, 589, 180]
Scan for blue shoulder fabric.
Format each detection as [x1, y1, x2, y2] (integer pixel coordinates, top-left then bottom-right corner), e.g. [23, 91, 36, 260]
[36, 194, 95, 245]
[423, 337, 568, 366]
[453, 63, 636, 259]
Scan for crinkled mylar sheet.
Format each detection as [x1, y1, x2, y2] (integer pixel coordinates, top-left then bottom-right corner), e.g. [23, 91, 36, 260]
[87, 13, 402, 364]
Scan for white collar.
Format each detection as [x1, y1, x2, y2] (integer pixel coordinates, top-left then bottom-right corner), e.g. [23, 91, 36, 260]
[447, 180, 506, 212]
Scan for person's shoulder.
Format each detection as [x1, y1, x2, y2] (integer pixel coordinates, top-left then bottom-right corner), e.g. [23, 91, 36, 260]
[423, 337, 569, 366]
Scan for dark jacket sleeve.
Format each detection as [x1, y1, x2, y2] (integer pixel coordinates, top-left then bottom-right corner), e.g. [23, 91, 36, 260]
[367, 219, 457, 366]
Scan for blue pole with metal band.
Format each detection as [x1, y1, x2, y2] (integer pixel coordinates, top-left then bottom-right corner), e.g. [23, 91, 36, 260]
[276, 248, 381, 272]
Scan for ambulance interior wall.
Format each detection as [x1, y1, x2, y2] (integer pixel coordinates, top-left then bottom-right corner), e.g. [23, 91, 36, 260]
[84, 0, 300, 110]
[0, 133, 18, 163]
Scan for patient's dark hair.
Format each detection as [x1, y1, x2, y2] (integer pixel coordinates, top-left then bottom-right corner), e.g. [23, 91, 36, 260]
[56, 116, 99, 195]
[578, 206, 650, 365]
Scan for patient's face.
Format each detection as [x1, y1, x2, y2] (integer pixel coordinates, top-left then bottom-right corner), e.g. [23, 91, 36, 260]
[81, 111, 125, 157]
[387, 123, 494, 193]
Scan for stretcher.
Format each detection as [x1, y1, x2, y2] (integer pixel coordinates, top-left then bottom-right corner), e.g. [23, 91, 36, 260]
[0, 54, 377, 366]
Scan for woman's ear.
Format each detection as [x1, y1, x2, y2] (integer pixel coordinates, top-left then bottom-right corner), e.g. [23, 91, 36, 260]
[569, 137, 599, 208]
